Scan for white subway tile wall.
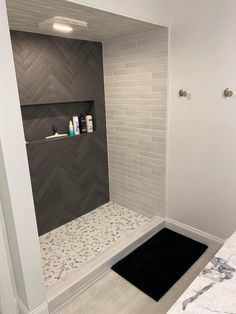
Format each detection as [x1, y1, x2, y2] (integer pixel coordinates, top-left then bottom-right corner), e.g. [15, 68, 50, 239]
[103, 28, 168, 217]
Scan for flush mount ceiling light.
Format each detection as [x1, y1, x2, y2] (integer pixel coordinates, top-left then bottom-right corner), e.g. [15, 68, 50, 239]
[39, 16, 88, 33]
[52, 23, 73, 33]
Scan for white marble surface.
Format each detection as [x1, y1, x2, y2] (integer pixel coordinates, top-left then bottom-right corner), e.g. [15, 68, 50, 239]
[40, 202, 149, 287]
[168, 232, 236, 314]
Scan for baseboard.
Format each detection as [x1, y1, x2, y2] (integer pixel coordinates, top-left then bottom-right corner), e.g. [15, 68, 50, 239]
[165, 217, 224, 250]
[17, 298, 49, 314]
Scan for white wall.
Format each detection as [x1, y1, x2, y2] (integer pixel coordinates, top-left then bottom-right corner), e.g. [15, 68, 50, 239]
[66, 0, 170, 26]
[167, 0, 236, 240]
[0, 0, 48, 312]
[103, 28, 168, 218]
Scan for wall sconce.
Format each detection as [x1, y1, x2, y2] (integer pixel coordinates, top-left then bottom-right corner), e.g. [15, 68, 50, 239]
[179, 89, 188, 97]
[224, 88, 233, 97]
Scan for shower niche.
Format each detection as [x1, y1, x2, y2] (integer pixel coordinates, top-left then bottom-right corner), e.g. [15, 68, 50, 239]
[21, 100, 96, 143]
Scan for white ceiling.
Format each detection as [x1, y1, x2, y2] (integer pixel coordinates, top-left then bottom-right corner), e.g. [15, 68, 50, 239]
[6, 0, 163, 42]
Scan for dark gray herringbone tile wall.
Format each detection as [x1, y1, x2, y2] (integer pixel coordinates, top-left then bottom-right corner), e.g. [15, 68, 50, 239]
[11, 31, 109, 235]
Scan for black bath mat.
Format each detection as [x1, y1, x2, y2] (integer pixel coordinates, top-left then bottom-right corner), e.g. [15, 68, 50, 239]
[112, 228, 207, 302]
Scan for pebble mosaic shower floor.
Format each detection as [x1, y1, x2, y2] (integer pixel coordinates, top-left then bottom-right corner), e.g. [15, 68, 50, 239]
[39, 202, 150, 287]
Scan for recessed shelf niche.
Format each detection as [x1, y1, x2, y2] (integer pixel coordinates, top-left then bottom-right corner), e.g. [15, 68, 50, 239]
[21, 100, 95, 142]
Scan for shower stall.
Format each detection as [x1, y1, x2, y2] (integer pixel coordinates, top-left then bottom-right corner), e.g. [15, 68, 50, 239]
[6, 0, 168, 310]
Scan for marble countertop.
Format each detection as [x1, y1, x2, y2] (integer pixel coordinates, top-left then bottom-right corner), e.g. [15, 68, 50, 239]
[168, 232, 236, 314]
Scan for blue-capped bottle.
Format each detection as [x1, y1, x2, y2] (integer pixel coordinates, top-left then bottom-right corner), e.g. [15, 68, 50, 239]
[69, 120, 74, 137]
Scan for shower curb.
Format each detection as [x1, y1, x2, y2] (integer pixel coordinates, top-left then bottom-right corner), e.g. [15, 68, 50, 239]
[47, 216, 165, 312]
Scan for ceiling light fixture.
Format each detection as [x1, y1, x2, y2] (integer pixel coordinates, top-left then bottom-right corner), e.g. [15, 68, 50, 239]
[52, 23, 73, 33]
[39, 17, 88, 34]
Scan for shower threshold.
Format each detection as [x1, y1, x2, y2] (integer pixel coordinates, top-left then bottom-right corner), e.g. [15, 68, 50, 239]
[39, 202, 164, 312]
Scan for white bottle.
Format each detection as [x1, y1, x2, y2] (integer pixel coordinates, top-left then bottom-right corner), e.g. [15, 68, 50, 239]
[72, 116, 80, 135]
[85, 115, 93, 133]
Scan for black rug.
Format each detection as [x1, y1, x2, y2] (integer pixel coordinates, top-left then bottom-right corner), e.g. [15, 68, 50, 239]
[112, 228, 207, 302]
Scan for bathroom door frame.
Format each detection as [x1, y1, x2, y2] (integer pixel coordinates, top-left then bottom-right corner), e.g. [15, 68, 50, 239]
[0, 200, 18, 314]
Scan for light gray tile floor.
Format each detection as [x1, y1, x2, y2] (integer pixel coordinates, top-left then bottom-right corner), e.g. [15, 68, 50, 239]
[53, 247, 217, 314]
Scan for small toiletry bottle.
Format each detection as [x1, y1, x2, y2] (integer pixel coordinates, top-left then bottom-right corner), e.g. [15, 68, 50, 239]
[69, 120, 74, 137]
[85, 114, 93, 133]
[79, 114, 87, 133]
[72, 116, 80, 135]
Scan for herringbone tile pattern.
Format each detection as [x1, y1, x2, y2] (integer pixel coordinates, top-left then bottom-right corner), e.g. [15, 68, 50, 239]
[11, 31, 109, 235]
[11, 31, 104, 105]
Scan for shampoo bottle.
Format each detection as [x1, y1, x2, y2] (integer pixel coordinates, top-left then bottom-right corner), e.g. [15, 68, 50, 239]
[79, 114, 87, 134]
[72, 116, 80, 135]
[69, 120, 74, 137]
[85, 114, 93, 133]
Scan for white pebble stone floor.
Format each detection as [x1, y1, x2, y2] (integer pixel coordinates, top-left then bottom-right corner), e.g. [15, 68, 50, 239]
[39, 202, 149, 287]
